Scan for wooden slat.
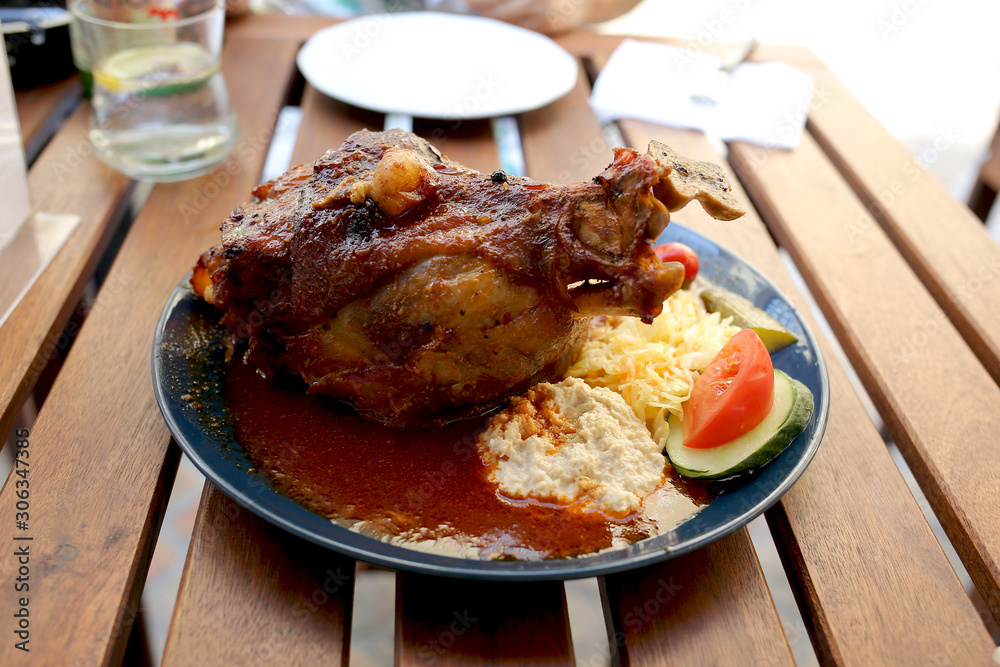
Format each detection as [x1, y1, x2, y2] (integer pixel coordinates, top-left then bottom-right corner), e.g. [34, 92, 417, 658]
[517, 55, 793, 664]
[729, 132, 1000, 633]
[803, 69, 1000, 383]
[0, 104, 132, 440]
[413, 118, 500, 173]
[0, 36, 301, 665]
[395, 574, 574, 665]
[162, 485, 355, 665]
[519, 65, 608, 184]
[601, 531, 792, 667]
[14, 75, 82, 162]
[290, 85, 383, 167]
[163, 74, 378, 663]
[225, 13, 339, 41]
[623, 119, 997, 663]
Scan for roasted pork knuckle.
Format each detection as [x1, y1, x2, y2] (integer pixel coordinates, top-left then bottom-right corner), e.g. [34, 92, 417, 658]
[192, 129, 744, 426]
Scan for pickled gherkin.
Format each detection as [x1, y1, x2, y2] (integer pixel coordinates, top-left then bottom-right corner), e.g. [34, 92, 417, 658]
[700, 287, 799, 353]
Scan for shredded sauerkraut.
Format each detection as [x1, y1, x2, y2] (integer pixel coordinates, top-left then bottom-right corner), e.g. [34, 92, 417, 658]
[566, 289, 741, 447]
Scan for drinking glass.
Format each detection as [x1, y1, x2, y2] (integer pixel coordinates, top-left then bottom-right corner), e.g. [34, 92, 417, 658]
[70, 0, 239, 181]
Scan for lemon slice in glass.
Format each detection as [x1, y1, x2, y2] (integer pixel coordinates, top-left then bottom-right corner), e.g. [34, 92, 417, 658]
[93, 43, 219, 96]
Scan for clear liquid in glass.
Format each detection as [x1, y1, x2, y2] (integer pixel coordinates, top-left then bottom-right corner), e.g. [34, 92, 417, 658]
[89, 42, 238, 181]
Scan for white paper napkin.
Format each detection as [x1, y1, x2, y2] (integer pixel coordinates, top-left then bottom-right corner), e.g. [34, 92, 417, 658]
[590, 39, 815, 150]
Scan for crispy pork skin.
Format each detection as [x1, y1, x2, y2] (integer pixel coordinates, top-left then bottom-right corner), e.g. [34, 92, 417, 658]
[192, 130, 743, 426]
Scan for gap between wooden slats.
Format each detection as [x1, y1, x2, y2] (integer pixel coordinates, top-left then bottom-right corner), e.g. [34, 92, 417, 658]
[729, 132, 1000, 635]
[803, 69, 1000, 385]
[162, 485, 355, 665]
[0, 36, 302, 666]
[395, 574, 574, 666]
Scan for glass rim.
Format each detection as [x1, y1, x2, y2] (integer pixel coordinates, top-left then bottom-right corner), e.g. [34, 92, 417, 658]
[68, 0, 224, 29]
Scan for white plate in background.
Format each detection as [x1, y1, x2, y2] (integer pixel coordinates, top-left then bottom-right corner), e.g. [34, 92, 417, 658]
[296, 12, 579, 120]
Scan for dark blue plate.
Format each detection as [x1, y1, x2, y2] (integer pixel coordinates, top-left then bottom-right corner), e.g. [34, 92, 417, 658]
[152, 224, 829, 580]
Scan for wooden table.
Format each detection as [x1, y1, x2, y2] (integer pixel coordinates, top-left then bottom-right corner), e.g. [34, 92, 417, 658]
[3, 16, 999, 665]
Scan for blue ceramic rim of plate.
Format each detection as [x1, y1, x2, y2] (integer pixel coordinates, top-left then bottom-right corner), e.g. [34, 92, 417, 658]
[152, 224, 830, 581]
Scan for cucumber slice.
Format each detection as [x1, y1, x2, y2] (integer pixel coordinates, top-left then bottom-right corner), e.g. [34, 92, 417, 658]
[700, 287, 799, 353]
[665, 370, 813, 479]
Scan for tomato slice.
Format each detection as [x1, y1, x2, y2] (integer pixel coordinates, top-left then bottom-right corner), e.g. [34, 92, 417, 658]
[653, 242, 699, 283]
[683, 329, 774, 449]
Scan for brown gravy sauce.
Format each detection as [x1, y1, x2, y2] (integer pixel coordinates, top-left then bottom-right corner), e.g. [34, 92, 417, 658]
[227, 360, 714, 560]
